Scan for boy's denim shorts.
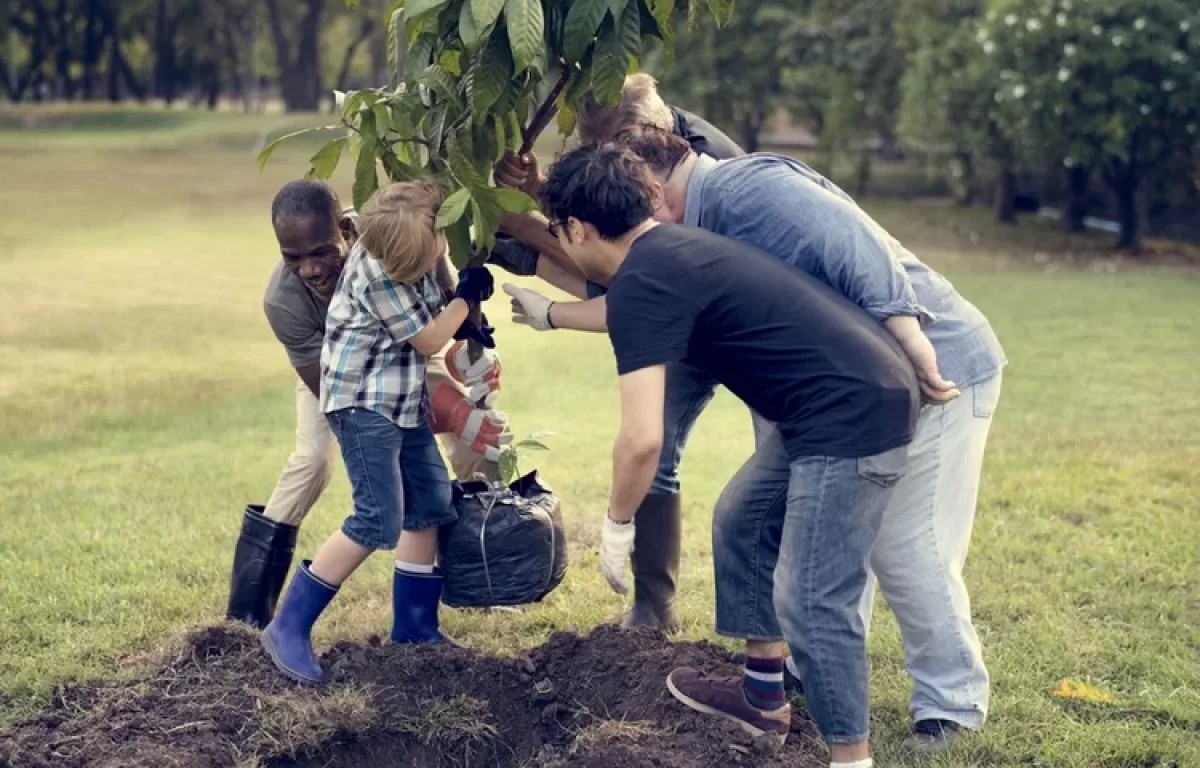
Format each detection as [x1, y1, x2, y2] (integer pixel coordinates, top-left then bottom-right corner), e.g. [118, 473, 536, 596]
[326, 407, 455, 550]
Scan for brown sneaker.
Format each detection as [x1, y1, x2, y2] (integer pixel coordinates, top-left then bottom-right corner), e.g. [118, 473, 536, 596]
[666, 667, 791, 748]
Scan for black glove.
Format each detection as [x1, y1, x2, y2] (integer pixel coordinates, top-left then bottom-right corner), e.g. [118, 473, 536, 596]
[488, 237, 541, 276]
[455, 266, 494, 306]
[453, 314, 496, 349]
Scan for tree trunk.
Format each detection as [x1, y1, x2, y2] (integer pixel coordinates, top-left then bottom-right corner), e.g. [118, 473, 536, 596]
[335, 18, 375, 95]
[1109, 172, 1141, 252]
[951, 151, 975, 206]
[107, 28, 121, 101]
[1061, 164, 1089, 233]
[55, 0, 75, 100]
[267, 0, 324, 112]
[367, 0, 390, 85]
[993, 168, 1017, 224]
[854, 150, 872, 199]
[154, 0, 177, 104]
[81, 1, 103, 100]
[738, 111, 761, 154]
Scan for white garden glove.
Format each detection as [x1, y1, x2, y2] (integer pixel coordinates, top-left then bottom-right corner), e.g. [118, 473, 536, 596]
[600, 511, 636, 596]
[445, 340, 501, 408]
[503, 283, 556, 331]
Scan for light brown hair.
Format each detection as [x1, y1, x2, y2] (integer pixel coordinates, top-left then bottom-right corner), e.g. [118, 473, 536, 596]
[357, 180, 446, 283]
[577, 73, 674, 144]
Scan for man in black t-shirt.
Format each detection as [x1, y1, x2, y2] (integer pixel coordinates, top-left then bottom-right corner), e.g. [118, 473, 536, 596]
[491, 74, 747, 635]
[535, 145, 918, 766]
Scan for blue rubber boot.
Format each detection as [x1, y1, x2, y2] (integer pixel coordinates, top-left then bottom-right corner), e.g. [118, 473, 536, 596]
[390, 568, 457, 645]
[261, 560, 338, 684]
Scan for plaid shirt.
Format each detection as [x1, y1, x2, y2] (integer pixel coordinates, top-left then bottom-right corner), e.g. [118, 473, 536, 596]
[320, 242, 447, 427]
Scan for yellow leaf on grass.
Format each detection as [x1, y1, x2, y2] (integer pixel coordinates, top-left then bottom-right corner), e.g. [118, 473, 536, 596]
[1052, 679, 1115, 704]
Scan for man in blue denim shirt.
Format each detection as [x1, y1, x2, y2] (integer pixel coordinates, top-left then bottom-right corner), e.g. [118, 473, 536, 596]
[508, 131, 1007, 751]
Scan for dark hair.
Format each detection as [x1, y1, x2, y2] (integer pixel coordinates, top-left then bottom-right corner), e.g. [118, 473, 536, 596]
[271, 179, 342, 226]
[614, 128, 693, 176]
[538, 144, 655, 240]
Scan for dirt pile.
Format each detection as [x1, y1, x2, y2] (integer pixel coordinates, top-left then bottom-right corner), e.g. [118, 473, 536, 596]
[0, 623, 824, 768]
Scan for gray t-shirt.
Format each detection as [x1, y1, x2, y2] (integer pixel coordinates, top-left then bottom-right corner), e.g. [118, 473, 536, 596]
[263, 262, 330, 369]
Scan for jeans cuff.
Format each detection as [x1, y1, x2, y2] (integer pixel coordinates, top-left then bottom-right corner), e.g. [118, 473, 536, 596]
[825, 730, 871, 745]
[713, 627, 785, 643]
[341, 520, 394, 551]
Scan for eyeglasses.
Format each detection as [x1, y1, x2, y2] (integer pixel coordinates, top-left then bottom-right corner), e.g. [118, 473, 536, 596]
[547, 219, 566, 239]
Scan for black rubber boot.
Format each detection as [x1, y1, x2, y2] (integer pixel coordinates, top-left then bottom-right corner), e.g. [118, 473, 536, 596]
[621, 493, 683, 633]
[227, 504, 299, 629]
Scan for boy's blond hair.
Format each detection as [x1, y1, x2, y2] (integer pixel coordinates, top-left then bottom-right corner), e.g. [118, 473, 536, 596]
[577, 73, 674, 144]
[358, 180, 447, 283]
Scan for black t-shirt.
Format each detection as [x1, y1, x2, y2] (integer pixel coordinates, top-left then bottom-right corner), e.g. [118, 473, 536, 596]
[606, 225, 919, 459]
[671, 107, 745, 160]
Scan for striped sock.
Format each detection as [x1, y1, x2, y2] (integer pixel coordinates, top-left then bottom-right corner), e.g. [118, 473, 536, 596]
[743, 655, 788, 711]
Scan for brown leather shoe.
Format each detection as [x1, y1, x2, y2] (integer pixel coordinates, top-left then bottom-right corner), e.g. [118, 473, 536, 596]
[667, 667, 791, 748]
[621, 493, 682, 632]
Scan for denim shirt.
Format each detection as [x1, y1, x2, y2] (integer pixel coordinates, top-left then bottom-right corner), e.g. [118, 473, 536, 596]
[683, 153, 1007, 390]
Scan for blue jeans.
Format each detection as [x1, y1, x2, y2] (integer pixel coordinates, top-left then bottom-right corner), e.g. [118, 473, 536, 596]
[713, 425, 907, 743]
[325, 408, 455, 550]
[651, 361, 722, 495]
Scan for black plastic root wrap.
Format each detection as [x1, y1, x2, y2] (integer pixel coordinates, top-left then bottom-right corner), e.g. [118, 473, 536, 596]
[438, 471, 567, 608]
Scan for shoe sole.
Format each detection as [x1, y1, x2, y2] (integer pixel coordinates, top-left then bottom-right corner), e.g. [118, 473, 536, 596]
[259, 631, 323, 685]
[666, 675, 787, 749]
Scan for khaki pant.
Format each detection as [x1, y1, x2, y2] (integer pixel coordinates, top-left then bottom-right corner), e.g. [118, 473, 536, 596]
[263, 348, 500, 525]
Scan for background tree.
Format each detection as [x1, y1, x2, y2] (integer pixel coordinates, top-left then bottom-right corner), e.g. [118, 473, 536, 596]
[985, 0, 1200, 249]
[655, 0, 821, 153]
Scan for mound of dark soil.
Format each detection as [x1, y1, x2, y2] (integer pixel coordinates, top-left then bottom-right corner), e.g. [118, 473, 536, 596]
[0, 624, 823, 768]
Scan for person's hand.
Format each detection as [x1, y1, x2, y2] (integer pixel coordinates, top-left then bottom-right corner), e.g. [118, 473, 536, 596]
[503, 283, 555, 331]
[901, 331, 959, 404]
[600, 511, 636, 596]
[430, 382, 513, 462]
[495, 151, 542, 198]
[455, 266, 494, 306]
[446, 340, 501, 408]
[453, 314, 496, 349]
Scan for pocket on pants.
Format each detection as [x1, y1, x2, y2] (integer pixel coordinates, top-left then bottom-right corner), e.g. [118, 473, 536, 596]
[856, 445, 908, 488]
[972, 373, 1003, 419]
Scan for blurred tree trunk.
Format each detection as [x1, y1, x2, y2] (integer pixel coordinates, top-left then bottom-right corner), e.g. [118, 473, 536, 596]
[1061, 164, 1090, 233]
[366, 0, 390, 85]
[335, 15, 375, 93]
[993, 168, 1017, 223]
[54, 0, 76, 99]
[266, 0, 324, 112]
[81, 0, 105, 100]
[951, 151, 975, 206]
[154, 0, 176, 103]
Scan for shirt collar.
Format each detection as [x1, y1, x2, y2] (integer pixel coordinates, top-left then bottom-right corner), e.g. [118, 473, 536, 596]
[683, 154, 718, 228]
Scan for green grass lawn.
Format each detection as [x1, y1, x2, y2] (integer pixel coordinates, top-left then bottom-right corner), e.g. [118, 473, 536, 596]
[0, 106, 1198, 767]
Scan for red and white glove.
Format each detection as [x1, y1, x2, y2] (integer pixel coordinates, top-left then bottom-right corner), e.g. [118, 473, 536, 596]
[430, 381, 512, 462]
[445, 340, 502, 409]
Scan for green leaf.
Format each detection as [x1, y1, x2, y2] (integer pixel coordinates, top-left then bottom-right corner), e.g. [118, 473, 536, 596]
[436, 187, 472, 228]
[353, 140, 381, 210]
[506, 109, 523, 151]
[444, 215, 473, 269]
[647, 0, 675, 61]
[505, 0, 545, 72]
[470, 0, 505, 33]
[498, 448, 519, 486]
[607, 0, 627, 20]
[468, 31, 513, 122]
[405, 33, 437, 77]
[590, 15, 626, 105]
[556, 102, 577, 135]
[470, 190, 503, 251]
[563, 0, 608, 63]
[306, 137, 348, 179]
[256, 126, 336, 171]
[380, 148, 424, 182]
[619, 0, 641, 64]
[439, 49, 463, 76]
[402, 0, 451, 23]
[515, 439, 550, 451]
[418, 65, 464, 110]
[459, 1, 483, 51]
[387, 8, 405, 82]
[494, 188, 539, 213]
